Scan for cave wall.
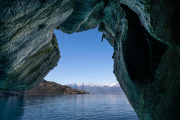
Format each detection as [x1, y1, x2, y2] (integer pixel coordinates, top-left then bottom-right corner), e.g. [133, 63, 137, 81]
[0, 0, 180, 120]
[0, 0, 74, 90]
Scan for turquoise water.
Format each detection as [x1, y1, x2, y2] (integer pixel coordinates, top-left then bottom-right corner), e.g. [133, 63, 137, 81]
[0, 94, 138, 120]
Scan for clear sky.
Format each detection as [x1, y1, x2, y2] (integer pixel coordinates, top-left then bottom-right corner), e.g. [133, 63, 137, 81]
[45, 28, 117, 85]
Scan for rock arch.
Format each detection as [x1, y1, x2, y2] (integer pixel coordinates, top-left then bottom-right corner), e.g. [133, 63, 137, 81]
[0, 0, 179, 120]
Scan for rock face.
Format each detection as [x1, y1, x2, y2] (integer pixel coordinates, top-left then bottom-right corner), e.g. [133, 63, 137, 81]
[0, 0, 179, 120]
[26, 80, 89, 95]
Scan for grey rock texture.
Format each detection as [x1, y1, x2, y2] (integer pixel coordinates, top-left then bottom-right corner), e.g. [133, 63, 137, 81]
[0, 0, 74, 90]
[0, 0, 179, 119]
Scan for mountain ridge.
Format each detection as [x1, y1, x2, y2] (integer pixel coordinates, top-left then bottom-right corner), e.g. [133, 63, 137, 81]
[67, 83, 120, 87]
[67, 83, 123, 94]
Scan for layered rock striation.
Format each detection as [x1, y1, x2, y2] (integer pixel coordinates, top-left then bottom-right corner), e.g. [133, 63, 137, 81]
[0, 0, 179, 119]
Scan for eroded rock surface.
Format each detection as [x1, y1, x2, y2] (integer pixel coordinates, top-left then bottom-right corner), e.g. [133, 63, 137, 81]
[0, 0, 179, 120]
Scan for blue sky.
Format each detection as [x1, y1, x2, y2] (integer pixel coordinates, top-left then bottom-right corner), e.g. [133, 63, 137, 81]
[45, 28, 117, 85]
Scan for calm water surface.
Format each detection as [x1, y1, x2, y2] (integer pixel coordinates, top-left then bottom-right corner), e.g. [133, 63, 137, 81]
[0, 94, 138, 120]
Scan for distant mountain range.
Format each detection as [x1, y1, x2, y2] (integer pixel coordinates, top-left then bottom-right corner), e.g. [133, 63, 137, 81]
[0, 81, 123, 96]
[67, 83, 124, 94]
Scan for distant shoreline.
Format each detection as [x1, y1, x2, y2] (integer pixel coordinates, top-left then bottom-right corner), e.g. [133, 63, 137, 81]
[0, 80, 90, 97]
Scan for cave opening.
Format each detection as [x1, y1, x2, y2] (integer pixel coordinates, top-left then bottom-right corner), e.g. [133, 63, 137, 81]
[45, 28, 119, 88]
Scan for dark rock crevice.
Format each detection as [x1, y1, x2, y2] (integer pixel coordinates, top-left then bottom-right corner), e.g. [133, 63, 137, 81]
[121, 4, 152, 85]
[121, 4, 168, 85]
[171, 0, 180, 45]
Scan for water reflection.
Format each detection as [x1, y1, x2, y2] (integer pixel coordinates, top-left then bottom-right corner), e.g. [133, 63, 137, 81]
[0, 95, 138, 120]
[22, 95, 138, 120]
[0, 97, 25, 120]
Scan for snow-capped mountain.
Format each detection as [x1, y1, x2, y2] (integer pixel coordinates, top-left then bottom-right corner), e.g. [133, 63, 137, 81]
[67, 83, 124, 94]
[68, 83, 120, 87]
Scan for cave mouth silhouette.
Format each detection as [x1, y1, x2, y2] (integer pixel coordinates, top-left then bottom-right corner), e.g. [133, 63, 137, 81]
[45, 28, 118, 86]
[46, 4, 168, 90]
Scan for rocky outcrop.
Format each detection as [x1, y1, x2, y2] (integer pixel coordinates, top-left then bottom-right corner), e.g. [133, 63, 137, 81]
[0, 0, 179, 120]
[26, 80, 89, 95]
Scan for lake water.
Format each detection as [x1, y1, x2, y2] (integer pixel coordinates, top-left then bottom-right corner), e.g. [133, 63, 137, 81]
[0, 94, 138, 120]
